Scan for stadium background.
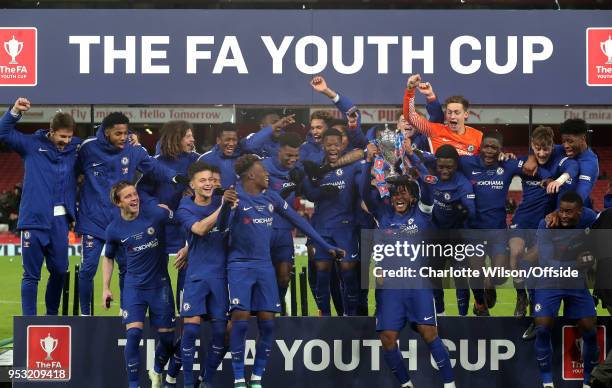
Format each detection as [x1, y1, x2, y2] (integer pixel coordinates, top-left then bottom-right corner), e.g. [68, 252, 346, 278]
[1, 0, 612, 386]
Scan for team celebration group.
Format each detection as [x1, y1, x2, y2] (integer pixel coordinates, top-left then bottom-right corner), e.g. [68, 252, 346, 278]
[2, 74, 608, 388]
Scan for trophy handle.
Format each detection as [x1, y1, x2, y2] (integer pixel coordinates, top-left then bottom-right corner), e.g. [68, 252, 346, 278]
[16, 42, 23, 56]
[39, 338, 45, 351]
[50, 338, 58, 353]
[602, 41, 607, 57]
[3, 41, 8, 54]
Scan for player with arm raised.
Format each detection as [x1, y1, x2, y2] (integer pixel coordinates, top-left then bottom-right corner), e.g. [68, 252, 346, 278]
[459, 131, 545, 316]
[102, 182, 176, 388]
[0, 97, 79, 316]
[221, 154, 344, 388]
[362, 139, 455, 388]
[301, 128, 364, 317]
[76, 112, 186, 316]
[404, 74, 483, 156]
[509, 126, 579, 318]
[175, 162, 237, 388]
[241, 112, 297, 158]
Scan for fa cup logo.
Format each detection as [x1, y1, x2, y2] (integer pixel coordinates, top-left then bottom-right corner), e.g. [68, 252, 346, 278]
[40, 333, 58, 360]
[4, 35, 23, 64]
[601, 35, 612, 64]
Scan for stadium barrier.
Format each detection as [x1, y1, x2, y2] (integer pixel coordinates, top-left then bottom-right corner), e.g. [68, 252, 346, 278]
[12, 316, 608, 387]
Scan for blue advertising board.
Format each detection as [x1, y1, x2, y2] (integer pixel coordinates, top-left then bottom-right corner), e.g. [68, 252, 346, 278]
[12, 316, 609, 387]
[0, 10, 611, 105]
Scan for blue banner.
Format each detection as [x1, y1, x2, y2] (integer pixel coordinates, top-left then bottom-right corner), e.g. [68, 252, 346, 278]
[12, 316, 609, 387]
[0, 10, 611, 105]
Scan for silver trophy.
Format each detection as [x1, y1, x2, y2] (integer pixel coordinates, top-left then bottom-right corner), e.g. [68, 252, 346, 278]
[375, 125, 403, 184]
[40, 333, 58, 360]
[601, 35, 612, 64]
[4, 36, 23, 65]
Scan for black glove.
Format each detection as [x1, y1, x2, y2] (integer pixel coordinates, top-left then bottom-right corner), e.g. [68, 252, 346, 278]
[279, 184, 297, 199]
[173, 174, 190, 186]
[318, 163, 334, 177]
[288, 168, 305, 196]
[319, 185, 340, 199]
[212, 188, 225, 196]
[302, 160, 322, 181]
[577, 250, 595, 271]
[455, 203, 469, 221]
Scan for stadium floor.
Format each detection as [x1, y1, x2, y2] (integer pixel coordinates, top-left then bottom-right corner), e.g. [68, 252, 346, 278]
[1, 255, 609, 340]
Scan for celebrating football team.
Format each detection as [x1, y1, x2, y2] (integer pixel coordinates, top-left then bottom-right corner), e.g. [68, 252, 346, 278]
[1, 69, 607, 388]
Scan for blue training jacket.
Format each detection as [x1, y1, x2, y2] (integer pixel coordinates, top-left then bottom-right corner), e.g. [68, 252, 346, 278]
[76, 126, 175, 239]
[0, 109, 80, 230]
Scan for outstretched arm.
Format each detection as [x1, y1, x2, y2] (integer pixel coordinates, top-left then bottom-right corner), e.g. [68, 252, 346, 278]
[311, 76, 367, 148]
[0, 98, 32, 156]
[273, 194, 343, 258]
[403, 74, 441, 138]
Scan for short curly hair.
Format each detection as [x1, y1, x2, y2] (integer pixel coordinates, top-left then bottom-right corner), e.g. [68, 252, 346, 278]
[234, 154, 261, 178]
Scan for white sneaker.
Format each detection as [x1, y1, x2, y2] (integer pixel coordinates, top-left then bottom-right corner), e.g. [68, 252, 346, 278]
[148, 369, 162, 388]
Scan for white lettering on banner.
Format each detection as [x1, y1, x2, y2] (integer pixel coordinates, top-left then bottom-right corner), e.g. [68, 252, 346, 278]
[303, 339, 330, 371]
[261, 36, 294, 74]
[68, 34, 554, 75]
[115, 337, 516, 372]
[104, 36, 136, 74]
[141, 36, 169, 74]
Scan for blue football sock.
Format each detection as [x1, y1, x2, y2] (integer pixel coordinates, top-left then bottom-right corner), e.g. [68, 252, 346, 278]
[382, 347, 411, 385]
[78, 274, 93, 315]
[582, 328, 599, 383]
[315, 269, 332, 316]
[253, 319, 275, 378]
[166, 335, 182, 378]
[230, 319, 249, 381]
[428, 337, 454, 383]
[202, 319, 228, 383]
[181, 323, 199, 385]
[340, 268, 359, 316]
[45, 270, 64, 315]
[456, 288, 470, 316]
[21, 276, 38, 316]
[125, 327, 142, 388]
[154, 331, 175, 374]
[471, 288, 485, 306]
[535, 325, 553, 384]
[433, 289, 445, 314]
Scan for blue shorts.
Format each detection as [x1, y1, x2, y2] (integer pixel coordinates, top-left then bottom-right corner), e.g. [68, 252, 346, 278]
[228, 266, 280, 313]
[533, 289, 596, 319]
[122, 280, 175, 328]
[271, 229, 295, 264]
[312, 227, 358, 262]
[181, 277, 229, 320]
[375, 288, 437, 332]
[508, 225, 537, 248]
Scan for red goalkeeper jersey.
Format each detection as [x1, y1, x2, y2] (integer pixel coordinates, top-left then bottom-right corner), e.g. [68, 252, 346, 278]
[403, 88, 482, 156]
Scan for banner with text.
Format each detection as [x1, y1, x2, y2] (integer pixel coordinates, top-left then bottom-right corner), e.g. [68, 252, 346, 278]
[11, 316, 609, 387]
[0, 10, 611, 105]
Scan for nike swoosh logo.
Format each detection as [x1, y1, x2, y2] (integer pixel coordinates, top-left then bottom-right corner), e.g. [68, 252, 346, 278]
[276, 304, 281, 307]
[423, 316, 434, 321]
[351, 253, 358, 258]
[243, 207, 252, 211]
[38, 148, 48, 152]
[93, 162, 103, 167]
[471, 171, 481, 175]
[120, 237, 129, 243]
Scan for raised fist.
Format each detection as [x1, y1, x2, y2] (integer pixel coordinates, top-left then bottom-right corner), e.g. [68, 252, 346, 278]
[406, 74, 421, 90]
[310, 76, 328, 93]
[13, 97, 31, 113]
[416, 82, 434, 98]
